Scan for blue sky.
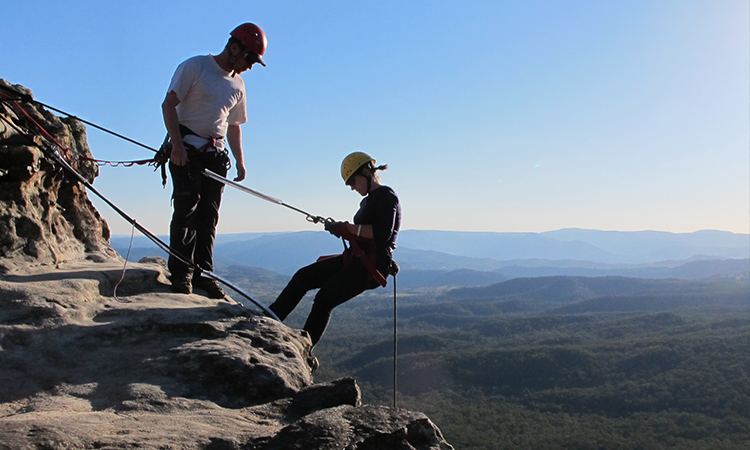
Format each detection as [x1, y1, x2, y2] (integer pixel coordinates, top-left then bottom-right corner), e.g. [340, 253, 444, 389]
[2, 0, 748, 235]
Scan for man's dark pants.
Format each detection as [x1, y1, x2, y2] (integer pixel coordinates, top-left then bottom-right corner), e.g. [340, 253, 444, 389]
[168, 150, 229, 281]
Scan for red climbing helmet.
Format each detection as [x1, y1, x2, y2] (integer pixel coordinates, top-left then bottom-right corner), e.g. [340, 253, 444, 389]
[230, 23, 267, 66]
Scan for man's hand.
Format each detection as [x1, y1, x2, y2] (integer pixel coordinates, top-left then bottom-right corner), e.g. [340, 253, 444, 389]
[227, 124, 246, 181]
[234, 162, 246, 182]
[170, 141, 188, 166]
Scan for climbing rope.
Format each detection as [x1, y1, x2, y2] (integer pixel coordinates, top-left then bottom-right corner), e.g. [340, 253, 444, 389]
[202, 168, 333, 224]
[0, 84, 161, 155]
[112, 223, 135, 303]
[0, 84, 168, 181]
[79, 156, 161, 168]
[393, 272, 398, 408]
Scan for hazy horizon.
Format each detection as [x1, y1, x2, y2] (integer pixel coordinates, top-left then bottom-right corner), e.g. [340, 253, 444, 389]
[108, 227, 749, 238]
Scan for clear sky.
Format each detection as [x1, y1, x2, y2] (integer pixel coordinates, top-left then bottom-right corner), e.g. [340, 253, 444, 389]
[2, 0, 749, 235]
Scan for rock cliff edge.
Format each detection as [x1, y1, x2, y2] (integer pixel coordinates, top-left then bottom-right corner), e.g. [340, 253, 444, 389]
[0, 80, 453, 449]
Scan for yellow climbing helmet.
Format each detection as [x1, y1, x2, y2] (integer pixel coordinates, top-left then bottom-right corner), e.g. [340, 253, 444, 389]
[340, 152, 375, 184]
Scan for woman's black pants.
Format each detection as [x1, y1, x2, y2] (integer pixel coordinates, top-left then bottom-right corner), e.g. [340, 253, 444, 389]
[269, 255, 378, 346]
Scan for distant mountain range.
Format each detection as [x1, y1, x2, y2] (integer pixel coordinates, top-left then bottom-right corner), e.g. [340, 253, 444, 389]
[444, 275, 740, 303]
[110, 229, 750, 287]
[398, 229, 749, 263]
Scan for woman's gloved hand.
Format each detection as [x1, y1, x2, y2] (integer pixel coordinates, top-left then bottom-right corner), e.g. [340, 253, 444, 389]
[324, 220, 348, 238]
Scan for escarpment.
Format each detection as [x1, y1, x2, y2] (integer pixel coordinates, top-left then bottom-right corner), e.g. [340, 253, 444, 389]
[0, 80, 454, 449]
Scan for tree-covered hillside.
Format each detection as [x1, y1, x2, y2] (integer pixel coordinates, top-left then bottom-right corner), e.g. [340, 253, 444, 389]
[228, 272, 749, 450]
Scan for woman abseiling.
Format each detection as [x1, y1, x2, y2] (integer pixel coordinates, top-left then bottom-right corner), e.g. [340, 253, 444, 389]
[269, 152, 401, 353]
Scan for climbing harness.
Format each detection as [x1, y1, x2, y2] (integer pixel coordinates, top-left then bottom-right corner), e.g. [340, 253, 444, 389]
[0, 90, 280, 321]
[326, 221, 389, 288]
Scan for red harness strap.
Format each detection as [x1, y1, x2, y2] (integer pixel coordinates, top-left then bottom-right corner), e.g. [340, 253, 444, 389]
[317, 225, 388, 287]
[345, 236, 388, 287]
[1, 94, 72, 161]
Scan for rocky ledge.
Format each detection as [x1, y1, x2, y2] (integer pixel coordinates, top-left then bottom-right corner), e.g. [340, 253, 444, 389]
[0, 260, 452, 449]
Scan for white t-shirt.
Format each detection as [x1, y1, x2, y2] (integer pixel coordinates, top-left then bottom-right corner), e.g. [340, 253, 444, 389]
[167, 54, 247, 151]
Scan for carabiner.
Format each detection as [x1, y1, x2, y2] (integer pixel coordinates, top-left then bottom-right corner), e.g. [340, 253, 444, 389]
[306, 215, 333, 224]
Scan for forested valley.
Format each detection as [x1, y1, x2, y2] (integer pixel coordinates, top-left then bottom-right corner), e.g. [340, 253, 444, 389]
[223, 269, 750, 450]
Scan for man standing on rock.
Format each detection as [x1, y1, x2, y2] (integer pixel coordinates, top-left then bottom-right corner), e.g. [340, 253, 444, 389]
[162, 23, 267, 298]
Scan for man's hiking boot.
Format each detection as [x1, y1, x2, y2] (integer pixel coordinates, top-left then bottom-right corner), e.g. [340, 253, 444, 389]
[170, 276, 192, 295]
[193, 276, 226, 299]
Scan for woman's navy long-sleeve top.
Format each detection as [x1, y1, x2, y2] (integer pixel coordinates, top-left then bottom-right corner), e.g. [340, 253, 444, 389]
[352, 185, 401, 272]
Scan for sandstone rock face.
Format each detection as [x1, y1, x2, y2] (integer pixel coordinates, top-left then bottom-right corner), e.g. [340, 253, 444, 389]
[0, 79, 116, 272]
[0, 82, 455, 449]
[0, 260, 453, 449]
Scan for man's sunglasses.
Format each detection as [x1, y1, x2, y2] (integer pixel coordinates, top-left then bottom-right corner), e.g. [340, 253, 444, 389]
[244, 51, 264, 66]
